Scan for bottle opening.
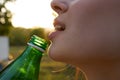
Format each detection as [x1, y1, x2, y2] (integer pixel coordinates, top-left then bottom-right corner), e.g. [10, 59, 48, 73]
[28, 35, 48, 51]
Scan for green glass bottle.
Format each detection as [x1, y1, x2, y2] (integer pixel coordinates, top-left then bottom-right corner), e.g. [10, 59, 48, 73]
[0, 35, 48, 80]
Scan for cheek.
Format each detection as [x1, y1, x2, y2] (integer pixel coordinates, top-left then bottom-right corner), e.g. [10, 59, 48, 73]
[48, 29, 81, 62]
[48, 28, 101, 64]
[48, 27, 109, 64]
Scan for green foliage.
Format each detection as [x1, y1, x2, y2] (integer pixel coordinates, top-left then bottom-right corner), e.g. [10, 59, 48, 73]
[0, 0, 15, 36]
[30, 28, 45, 38]
[9, 27, 29, 46]
[9, 27, 45, 46]
[0, 26, 12, 35]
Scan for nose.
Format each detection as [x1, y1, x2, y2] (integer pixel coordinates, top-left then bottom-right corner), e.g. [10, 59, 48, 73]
[51, 0, 68, 14]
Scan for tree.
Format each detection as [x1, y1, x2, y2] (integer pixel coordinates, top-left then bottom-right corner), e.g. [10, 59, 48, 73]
[30, 28, 45, 38]
[0, 0, 15, 36]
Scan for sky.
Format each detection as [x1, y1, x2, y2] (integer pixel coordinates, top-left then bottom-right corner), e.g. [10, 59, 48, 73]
[6, 0, 55, 29]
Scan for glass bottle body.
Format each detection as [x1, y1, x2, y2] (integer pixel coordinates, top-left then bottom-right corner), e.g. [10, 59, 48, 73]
[0, 35, 48, 80]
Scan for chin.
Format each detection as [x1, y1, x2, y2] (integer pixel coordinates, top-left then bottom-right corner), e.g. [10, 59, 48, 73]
[48, 46, 67, 62]
[48, 44, 60, 61]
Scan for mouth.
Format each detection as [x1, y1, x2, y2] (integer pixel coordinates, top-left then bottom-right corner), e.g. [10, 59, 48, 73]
[48, 19, 65, 40]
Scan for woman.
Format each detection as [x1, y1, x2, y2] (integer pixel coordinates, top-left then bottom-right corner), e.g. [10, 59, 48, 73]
[48, 0, 120, 80]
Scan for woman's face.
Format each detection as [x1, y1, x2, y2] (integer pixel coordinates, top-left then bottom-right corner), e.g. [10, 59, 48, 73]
[48, 0, 120, 66]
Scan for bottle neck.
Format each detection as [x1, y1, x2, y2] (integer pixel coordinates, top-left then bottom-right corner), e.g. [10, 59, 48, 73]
[21, 45, 43, 61]
[27, 43, 45, 53]
[0, 45, 44, 80]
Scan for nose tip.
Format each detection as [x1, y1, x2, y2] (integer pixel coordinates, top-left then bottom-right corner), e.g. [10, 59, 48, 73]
[51, 0, 68, 14]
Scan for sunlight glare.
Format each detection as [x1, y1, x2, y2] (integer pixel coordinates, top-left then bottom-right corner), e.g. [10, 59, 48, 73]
[6, 0, 54, 30]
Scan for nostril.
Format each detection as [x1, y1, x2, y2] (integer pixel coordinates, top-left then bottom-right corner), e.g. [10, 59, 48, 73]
[53, 6, 63, 14]
[51, 1, 68, 14]
[54, 6, 62, 11]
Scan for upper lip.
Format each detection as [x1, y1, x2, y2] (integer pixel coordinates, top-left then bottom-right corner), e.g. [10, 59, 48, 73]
[53, 18, 65, 31]
[48, 17, 65, 40]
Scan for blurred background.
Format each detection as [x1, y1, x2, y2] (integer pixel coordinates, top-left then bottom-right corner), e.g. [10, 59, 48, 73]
[0, 0, 85, 80]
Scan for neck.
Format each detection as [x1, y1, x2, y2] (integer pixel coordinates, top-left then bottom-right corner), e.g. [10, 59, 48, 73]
[78, 61, 120, 80]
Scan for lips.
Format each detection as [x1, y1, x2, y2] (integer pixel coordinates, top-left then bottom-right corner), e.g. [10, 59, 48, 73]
[48, 19, 65, 40]
[48, 30, 61, 40]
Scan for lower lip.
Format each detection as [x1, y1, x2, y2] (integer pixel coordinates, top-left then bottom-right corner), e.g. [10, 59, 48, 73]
[48, 31, 61, 40]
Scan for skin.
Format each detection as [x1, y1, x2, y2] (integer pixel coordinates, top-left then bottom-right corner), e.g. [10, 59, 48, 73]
[48, 0, 120, 80]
